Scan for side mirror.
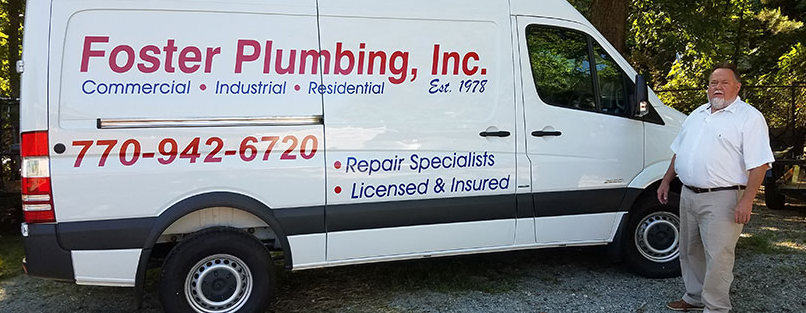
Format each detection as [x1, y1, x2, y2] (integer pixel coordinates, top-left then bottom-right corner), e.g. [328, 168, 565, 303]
[634, 74, 650, 118]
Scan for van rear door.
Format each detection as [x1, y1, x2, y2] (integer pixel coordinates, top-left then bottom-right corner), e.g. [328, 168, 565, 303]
[48, 0, 325, 249]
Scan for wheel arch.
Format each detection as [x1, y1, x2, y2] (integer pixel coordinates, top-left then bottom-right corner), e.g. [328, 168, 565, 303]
[134, 191, 292, 308]
[610, 175, 682, 263]
[632, 177, 682, 206]
[627, 160, 682, 194]
[612, 174, 682, 277]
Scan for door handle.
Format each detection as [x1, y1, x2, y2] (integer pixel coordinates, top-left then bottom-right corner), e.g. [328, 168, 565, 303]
[531, 130, 562, 137]
[479, 131, 511, 137]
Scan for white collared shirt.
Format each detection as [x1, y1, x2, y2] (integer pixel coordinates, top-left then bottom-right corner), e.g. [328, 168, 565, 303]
[670, 96, 775, 188]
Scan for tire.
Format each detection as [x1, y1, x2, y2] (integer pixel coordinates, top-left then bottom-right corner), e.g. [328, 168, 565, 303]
[623, 192, 682, 278]
[159, 227, 275, 313]
[764, 181, 786, 210]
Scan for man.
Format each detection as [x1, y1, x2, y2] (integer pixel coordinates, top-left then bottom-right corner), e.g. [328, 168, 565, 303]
[658, 62, 774, 313]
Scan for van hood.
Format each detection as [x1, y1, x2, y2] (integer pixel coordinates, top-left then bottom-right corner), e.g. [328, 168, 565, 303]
[654, 103, 686, 131]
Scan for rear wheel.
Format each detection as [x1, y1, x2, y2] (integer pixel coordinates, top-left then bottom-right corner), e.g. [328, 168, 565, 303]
[623, 192, 682, 278]
[159, 227, 275, 313]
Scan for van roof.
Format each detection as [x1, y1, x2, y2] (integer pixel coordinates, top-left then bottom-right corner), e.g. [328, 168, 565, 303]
[318, 0, 593, 29]
[62, 0, 591, 26]
[510, 0, 589, 23]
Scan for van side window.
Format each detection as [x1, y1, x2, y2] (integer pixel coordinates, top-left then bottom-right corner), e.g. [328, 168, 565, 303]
[526, 25, 634, 117]
[525, 25, 595, 112]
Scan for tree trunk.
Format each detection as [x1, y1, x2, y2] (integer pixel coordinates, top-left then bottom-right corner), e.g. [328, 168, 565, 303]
[6, 0, 23, 98]
[588, 0, 629, 54]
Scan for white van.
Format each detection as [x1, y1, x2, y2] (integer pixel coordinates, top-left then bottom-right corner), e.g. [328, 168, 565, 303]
[18, 0, 687, 312]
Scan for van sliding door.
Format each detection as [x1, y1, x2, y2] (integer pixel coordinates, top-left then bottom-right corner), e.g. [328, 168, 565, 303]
[318, 1, 518, 261]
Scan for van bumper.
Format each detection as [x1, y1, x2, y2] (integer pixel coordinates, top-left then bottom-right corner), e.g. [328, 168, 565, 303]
[21, 223, 75, 281]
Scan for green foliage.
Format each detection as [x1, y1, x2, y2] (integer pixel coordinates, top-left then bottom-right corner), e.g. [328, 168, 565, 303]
[570, 0, 806, 120]
[763, 0, 806, 23]
[737, 229, 806, 255]
[567, 0, 593, 17]
[630, 0, 805, 113]
[0, 7, 9, 95]
[0, 0, 23, 97]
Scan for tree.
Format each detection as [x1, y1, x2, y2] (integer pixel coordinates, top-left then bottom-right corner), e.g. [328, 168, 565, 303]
[568, 0, 806, 131]
[1, 0, 23, 98]
[0, 0, 21, 225]
[588, 0, 630, 53]
[628, 0, 805, 124]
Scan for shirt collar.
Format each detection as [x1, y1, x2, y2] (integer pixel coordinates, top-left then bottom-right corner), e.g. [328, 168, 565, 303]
[702, 96, 742, 114]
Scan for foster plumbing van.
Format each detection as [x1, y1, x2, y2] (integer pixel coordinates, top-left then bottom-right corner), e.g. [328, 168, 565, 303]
[18, 0, 687, 312]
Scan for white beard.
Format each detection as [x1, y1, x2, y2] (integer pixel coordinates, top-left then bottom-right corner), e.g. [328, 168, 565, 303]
[710, 97, 727, 110]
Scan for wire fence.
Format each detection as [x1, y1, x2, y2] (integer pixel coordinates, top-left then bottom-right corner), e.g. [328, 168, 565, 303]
[656, 84, 806, 154]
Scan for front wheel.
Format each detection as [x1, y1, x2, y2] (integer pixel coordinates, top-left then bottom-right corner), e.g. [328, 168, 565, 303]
[159, 227, 275, 313]
[623, 192, 682, 278]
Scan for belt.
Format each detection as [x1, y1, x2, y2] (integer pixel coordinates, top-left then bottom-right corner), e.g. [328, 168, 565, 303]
[685, 185, 746, 193]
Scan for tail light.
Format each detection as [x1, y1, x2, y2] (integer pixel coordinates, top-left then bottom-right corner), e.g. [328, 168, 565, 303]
[21, 131, 55, 223]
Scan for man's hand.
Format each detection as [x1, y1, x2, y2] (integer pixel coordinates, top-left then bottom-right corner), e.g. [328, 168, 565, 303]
[658, 155, 677, 205]
[735, 199, 753, 224]
[657, 182, 670, 205]
[735, 163, 770, 224]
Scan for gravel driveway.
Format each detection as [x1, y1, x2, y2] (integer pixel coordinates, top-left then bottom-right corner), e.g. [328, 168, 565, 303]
[1, 199, 804, 313]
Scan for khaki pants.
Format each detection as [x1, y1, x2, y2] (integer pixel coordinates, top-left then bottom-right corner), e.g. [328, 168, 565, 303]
[679, 187, 744, 313]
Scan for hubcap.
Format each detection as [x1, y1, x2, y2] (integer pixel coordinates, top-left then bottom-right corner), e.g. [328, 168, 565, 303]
[634, 211, 680, 263]
[185, 254, 252, 313]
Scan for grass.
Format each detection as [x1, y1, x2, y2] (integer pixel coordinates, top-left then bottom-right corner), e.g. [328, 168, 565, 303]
[776, 264, 806, 275]
[738, 233, 782, 254]
[738, 230, 806, 255]
[0, 232, 24, 281]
